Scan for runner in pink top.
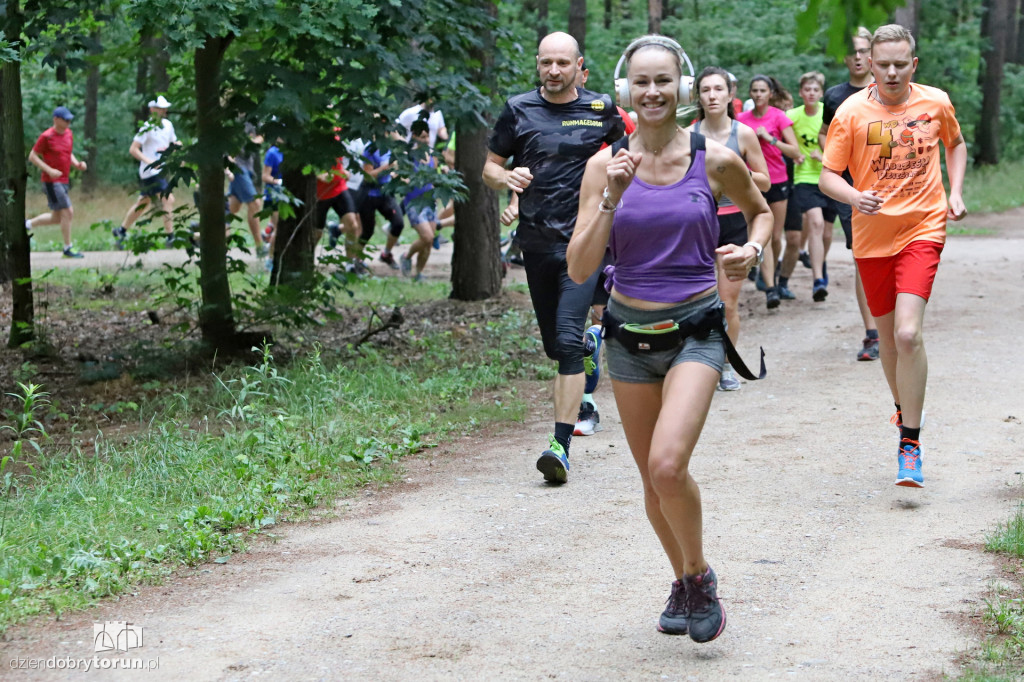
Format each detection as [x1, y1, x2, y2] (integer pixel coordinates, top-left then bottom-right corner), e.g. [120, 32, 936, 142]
[737, 75, 803, 309]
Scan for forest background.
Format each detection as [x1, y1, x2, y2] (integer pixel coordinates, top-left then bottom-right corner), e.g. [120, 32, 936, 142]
[16, 0, 1024, 187]
[2, 0, 1021, 350]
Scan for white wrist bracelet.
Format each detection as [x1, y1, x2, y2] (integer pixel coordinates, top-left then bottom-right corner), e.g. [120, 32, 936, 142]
[743, 241, 765, 265]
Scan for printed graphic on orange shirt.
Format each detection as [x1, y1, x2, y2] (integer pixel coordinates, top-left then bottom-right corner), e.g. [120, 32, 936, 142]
[864, 113, 937, 196]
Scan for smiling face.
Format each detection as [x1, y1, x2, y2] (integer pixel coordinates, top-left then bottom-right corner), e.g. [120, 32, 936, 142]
[536, 34, 581, 102]
[627, 46, 681, 126]
[698, 73, 729, 118]
[870, 39, 917, 104]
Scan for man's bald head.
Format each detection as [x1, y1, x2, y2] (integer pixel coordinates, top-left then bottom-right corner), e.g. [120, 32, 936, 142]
[536, 32, 582, 103]
[538, 31, 581, 59]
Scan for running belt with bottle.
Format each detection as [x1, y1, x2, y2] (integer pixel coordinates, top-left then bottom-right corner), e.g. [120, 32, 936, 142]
[602, 132, 766, 380]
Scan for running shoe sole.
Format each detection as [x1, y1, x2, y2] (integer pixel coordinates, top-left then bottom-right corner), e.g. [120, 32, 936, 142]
[536, 453, 568, 484]
[657, 620, 689, 635]
[813, 287, 828, 302]
[573, 421, 603, 436]
[895, 477, 924, 488]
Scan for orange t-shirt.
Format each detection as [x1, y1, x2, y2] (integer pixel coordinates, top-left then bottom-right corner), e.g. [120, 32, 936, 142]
[822, 83, 961, 259]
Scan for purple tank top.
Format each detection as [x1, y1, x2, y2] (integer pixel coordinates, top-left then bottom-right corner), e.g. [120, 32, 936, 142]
[606, 135, 719, 303]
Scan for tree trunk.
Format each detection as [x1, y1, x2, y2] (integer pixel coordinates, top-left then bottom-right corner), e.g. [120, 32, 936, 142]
[194, 35, 238, 346]
[1, 0, 34, 345]
[136, 26, 152, 125]
[1017, 2, 1024, 63]
[893, 0, 919, 36]
[649, 0, 663, 34]
[976, 0, 1012, 165]
[451, 1, 502, 301]
[151, 34, 170, 94]
[604, 0, 612, 29]
[82, 30, 101, 193]
[537, 0, 548, 49]
[568, 0, 587, 56]
[271, 168, 318, 288]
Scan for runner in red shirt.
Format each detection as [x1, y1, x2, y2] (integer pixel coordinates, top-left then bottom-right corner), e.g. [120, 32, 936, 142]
[26, 106, 87, 258]
[315, 138, 362, 273]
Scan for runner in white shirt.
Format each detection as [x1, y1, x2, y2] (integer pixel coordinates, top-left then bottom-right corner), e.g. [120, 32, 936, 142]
[397, 101, 448, 148]
[114, 96, 178, 248]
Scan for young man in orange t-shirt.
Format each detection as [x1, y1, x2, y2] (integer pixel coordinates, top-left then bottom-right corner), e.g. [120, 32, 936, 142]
[821, 24, 967, 488]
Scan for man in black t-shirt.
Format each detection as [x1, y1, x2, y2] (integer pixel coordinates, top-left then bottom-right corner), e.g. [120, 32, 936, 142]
[818, 26, 880, 363]
[483, 31, 624, 484]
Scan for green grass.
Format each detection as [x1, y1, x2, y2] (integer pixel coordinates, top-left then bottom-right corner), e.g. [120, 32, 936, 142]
[0, 303, 549, 631]
[951, 501, 1024, 680]
[962, 158, 1024, 214]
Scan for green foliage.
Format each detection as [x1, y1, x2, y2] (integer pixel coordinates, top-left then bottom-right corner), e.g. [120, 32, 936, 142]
[998, 64, 1024, 161]
[796, 0, 903, 60]
[0, 308, 545, 630]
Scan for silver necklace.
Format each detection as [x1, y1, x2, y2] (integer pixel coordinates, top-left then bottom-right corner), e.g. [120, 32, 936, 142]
[873, 86, 910, 117]
[641, 126, 681, 156]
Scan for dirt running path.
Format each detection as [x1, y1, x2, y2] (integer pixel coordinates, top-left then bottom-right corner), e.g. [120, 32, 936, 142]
[3, 228, 1023, 681]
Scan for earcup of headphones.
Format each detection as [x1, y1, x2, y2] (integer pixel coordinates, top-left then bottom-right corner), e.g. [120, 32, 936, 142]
[615, 77, 631, 108]
[679, 76, 694, 106]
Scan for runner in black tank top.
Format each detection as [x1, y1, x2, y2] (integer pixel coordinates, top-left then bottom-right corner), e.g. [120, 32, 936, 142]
[689, 67, 769, 391]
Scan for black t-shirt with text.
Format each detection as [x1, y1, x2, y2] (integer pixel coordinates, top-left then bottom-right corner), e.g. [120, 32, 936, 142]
[488, 87, 624, 252]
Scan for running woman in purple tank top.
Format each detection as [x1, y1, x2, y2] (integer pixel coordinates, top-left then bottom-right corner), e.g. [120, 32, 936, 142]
[566, 35, 773, 645]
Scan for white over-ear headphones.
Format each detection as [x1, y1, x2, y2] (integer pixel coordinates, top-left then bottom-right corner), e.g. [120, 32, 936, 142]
[613, 35, 695, 108]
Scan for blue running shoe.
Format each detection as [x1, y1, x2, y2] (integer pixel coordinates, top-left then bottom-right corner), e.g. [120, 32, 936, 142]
[799, 250, 811, 269]
[433, 235, 441, 250]
[812, 278, 828, 302]
[536, 436, 569, 484]
[684, 566, 726, 643]
[896, 439, 924, 487]
[658, 579, 689, 635]
[583, 325, 602, 394]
